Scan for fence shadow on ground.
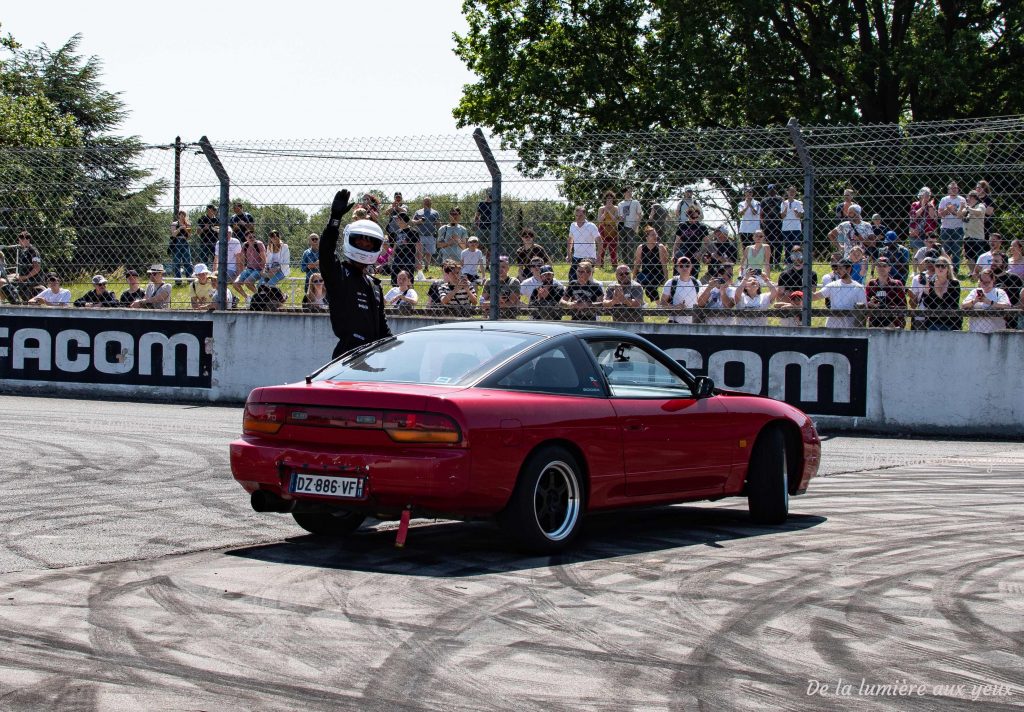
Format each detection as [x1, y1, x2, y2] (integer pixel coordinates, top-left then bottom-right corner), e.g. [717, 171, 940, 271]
[224, 505, 827, 577]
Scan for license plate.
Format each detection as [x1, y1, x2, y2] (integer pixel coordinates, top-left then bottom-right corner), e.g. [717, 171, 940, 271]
[289, 473, 366, 499]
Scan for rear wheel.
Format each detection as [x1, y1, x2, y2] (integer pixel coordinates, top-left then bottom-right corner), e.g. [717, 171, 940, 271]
[499, 446, 584, 553]
[747, 427, 790, 524]
[292, 510, 367, 537]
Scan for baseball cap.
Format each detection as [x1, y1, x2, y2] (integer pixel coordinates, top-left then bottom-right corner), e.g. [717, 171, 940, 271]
[876, 256, 890, 265]
[91, 275, 107, 285]
[125, 269, 139, 277]
[766, 183, 776, 190]
[498, 255, 509, 263]
[849, 204, 863, 215]
[193, 263, 210, 275]
[790, 290, 804, 299]
[885, 230, 899, 242]
[468, 236, 479, 243]
[540, 265, 554, 275]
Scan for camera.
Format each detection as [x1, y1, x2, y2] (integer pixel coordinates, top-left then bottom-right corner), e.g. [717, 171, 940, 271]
[753, 268, 762, 275]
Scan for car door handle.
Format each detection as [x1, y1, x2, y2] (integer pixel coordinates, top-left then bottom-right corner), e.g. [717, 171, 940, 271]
[624, 421, 646, 432]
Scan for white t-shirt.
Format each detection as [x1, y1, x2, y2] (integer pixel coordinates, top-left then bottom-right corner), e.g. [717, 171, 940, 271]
[965, 286, 1010, 333]
[738, 200, 761, 233]
[735, 291, 773, 325]
[702, 285, 736, 326]
[820, 279, 865, 328]
[384, 286, 418, 306]
[938, 195, 965, 229]
[617, 200, 642, 229]
[460, 248, 486, 276]
[834, 221, 873, 254]
[569, 221, 600, 259]
[520, 275, 542, 299]
[38, 288, 71, 305]
[963, 204, 986, 240]
[266, 244, 291, 276]
[215, 237, 242, 272]
[975, 251, 994, 270]
[781, 199, 803, 231]
[662, 276, 701, 324]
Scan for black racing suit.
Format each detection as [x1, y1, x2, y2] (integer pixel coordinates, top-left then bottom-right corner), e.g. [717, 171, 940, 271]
[320, 221, 391, 359]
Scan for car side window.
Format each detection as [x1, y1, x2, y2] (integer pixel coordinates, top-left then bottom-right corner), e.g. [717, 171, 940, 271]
[587, 339, 693, 399]
[489, 341, 604, 397]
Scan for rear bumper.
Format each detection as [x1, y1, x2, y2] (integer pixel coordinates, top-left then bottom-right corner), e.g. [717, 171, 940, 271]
[230, 436, 487, 514]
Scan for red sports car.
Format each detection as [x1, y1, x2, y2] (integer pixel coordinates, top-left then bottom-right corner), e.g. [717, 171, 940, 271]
[231, 322, 820, 552]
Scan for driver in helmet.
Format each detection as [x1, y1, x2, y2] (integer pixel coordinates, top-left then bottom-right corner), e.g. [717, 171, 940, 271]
[320, 189, 392, 358]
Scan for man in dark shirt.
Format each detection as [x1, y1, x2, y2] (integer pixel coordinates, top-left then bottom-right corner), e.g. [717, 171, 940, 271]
[513, 229, 550, 280]
[529, 265, 565, 320]
[229, 201, 254, 240]
[865, 257, 907, 328]
[877, 231, 911, 284]
[196, 204, 220, 266]
[74, 275, 118, 307]
[992, 252, 1023, 329]
[761, 184, 783, 267]
[391, 212, 420, 286]
[119, 269, 146, 305]
[777, 248, 818, 298]
[1, 231, 43, 303]
[474, 189, 493, 240]
[320, 189, 391, 359]
[560, 260, 604, 321]
[703, 225, 738, 273]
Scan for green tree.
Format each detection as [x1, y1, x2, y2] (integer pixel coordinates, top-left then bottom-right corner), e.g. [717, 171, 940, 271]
[454, 0, 1024, 167]
[2, 33, 165, 273]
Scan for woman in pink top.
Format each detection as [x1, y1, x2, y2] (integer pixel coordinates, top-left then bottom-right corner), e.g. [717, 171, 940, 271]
[908, 187, 937, 251]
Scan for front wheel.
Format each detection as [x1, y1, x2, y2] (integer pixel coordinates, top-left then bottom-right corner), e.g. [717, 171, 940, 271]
[292, 510, 367, 537]
[747, 427, 790, 524]
[499, 445, 584, 553]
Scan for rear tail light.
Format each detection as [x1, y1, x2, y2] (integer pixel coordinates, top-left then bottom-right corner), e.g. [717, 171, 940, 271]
[382, 412, 461, 444]
[243, 403, 287, 434]
[242, 403, 461, 444]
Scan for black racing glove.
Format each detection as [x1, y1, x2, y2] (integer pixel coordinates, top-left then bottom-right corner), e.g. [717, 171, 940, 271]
[328, 189, 355, 227]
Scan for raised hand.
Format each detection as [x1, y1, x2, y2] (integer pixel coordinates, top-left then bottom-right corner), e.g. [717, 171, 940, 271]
[329, 189, 355, 223]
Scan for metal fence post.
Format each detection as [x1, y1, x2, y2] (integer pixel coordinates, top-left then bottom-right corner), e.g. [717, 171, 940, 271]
[787, 118, 815, 327]
[173, 136, 182, 218]
[198, 136, 230, 310]
[473, 128, 502, 321]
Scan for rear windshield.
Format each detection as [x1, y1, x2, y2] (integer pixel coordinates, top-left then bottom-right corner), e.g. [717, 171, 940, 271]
[313, 330, 545, 386]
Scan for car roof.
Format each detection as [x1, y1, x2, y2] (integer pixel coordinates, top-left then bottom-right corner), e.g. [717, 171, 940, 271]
[414, 320, 640, 340]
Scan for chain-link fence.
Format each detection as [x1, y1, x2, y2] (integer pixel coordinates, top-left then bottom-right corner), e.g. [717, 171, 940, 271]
[2, 117, 1022, 330]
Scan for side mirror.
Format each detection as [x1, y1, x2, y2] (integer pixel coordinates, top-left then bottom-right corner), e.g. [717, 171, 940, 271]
[693, 376, 715, 399]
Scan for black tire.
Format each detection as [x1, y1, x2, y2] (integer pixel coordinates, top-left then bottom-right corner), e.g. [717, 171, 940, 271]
[747, 427, 790, 524]
[499, 445, 584, 553]
[292, 510, 367, 537]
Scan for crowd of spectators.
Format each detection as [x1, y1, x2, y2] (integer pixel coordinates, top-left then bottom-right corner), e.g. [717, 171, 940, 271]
[2, 181, 1022, 330]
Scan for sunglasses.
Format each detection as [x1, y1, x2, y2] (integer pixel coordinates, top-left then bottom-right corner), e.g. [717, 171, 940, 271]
[311, 279, 324, 284]
[444, 267, 460, 274]
[935, 265, 949, 270]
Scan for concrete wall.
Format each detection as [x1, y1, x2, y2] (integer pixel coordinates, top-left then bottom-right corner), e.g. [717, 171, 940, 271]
[2, 306, 1021, 435]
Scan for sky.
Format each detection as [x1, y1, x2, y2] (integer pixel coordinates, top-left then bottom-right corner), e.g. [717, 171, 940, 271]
[2, 0, 478, 144]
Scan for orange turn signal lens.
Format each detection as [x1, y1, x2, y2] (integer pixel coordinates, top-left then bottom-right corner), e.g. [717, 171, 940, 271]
[382, 412, 461, 444]
[243, 403, 285, 435]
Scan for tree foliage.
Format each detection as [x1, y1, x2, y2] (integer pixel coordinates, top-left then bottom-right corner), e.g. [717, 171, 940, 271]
[453, 0, 1024, 187]
[1, 30, 163, 271]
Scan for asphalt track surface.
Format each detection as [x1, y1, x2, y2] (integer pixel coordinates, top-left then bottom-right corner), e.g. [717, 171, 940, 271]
[0, 395, 1021, 711]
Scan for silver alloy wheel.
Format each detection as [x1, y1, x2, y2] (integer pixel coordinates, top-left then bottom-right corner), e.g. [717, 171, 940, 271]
[532, 460, 581, 541]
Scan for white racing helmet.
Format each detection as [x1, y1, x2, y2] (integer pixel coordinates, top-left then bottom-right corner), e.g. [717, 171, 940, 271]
[342, 219, 385, 265]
